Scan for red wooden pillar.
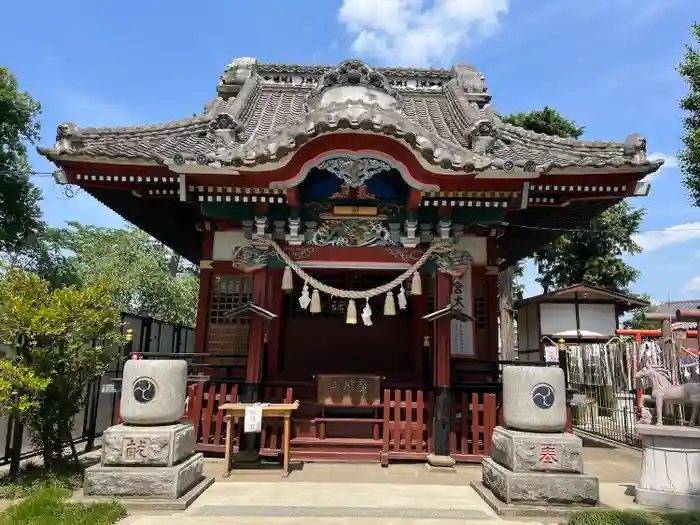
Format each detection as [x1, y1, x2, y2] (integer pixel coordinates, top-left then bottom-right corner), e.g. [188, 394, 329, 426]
[430, 270, 453, 462]
[244, 269, 269, 385]
[485, 237, 499, 362]
[265, 269, 284, 380]
[434, 271, 452, 388]
[193, 229, 214, 353]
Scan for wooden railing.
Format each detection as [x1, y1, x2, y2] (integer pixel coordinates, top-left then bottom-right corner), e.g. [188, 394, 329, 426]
[449, 391, 498, 462]
[380, 389, 434, 466]
[113, 382, 499, 465]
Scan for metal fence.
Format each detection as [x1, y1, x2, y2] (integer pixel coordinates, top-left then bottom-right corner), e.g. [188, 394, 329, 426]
[0, 313, 194, 465]
[565, 340, 699, 448]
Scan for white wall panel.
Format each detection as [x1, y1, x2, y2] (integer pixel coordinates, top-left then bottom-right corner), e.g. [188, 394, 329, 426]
[540, 303, 576, 336]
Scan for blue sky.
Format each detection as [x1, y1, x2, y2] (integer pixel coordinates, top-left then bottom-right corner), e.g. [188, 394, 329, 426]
[2, 0, 697, 302]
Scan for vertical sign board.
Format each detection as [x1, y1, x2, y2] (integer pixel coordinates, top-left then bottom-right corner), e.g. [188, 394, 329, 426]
[450, 268, 475, 356]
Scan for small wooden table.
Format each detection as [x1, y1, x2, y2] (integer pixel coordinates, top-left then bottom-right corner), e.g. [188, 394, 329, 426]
[218, 401, 299, 477]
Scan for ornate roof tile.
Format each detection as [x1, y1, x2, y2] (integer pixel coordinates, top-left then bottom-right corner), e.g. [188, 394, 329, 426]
[38, 58, 663, 177]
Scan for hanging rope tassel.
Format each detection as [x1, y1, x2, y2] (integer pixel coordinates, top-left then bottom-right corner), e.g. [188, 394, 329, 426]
[281, 265, 294, 292]
[411, 271, 422, 296]
[384, 291, 396, 316]
[397, 286, 407, 310]
[361, 299, 373, 326]
[346, 299, 357, 325]
[310, 288, 322, 314]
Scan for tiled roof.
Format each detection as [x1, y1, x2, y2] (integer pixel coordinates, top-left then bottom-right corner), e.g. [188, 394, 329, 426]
[38, 58, 663, 176]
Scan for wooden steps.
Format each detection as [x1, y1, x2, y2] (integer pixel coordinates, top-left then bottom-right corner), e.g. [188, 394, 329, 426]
[291, 437, 382, 447]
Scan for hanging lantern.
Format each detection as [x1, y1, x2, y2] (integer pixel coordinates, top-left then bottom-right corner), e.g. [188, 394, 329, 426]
[281, 266, 294, 292]
[310, 288, 322, 314]
[411, 272, 422, 296]
[346, 299, 357, 325]
[384, 291, 396, 316]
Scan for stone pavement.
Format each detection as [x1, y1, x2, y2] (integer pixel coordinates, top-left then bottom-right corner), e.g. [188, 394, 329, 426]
[114, 442, 645, 525]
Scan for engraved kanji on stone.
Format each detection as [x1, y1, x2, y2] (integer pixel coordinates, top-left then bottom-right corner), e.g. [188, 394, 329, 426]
[539, 444, 559, 466]
[123, 438, 150, 461]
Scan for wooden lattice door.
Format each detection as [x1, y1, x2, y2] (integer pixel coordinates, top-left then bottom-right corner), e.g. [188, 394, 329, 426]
[205, 274, 254, 380]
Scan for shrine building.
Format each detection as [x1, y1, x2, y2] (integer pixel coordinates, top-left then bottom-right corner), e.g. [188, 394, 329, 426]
[40, 58, 660, 464]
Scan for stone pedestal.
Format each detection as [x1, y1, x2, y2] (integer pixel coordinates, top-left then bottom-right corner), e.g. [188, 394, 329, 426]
[635, 424, 700, 511]
[490, 427, 583, 473]
[82, 360, 213, 510]
[472, 366, 600, 517]
[482, 457, 599, 505]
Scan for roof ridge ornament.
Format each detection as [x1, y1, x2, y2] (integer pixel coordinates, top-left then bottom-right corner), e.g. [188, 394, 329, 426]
[55, 123, 80, 154]
[306, 60, 399, 102]
[219, 57, 258, 96]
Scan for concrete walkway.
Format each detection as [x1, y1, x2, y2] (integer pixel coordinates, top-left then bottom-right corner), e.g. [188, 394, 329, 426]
[113, 437, 645, 525]
[120, 480, 552, 525]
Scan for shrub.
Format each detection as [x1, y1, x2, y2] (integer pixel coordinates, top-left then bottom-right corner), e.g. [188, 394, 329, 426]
[569, 509, 700, 525]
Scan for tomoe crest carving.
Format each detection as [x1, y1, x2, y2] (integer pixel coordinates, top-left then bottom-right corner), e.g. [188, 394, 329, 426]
[132, 377, 157, 404]
[531, 382, 555, 410]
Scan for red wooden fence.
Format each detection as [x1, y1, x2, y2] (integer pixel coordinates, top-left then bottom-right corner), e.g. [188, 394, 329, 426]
[113, 383, 499, 465]
[380, 389, 433, 466]
[449, 391, 498, 462]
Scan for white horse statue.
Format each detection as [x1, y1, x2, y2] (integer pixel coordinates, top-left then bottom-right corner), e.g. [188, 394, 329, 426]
[635, 364, 700, 426]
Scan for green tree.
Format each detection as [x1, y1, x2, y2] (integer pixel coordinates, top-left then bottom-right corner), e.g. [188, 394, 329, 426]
[54, 222, 199, 326]
[501, 108, 644, 294]
[622, 293, 656, 330]
[0, 268, 123, 472]
[679, 23, 700, 206]
[501, 106, 585, 139]
[0, 67, 44, 254]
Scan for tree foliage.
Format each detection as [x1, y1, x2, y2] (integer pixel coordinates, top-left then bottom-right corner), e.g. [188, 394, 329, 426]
[53, 222, 199, 326]
[501, 106, 585, 139]
[622, 293, 656, 330]
[679, 23, 700, 207]
[0, 267, 123, 470]
[533, 201, 644, 293]
[0, 67, 44, 254]
[502, 107, 643, 294]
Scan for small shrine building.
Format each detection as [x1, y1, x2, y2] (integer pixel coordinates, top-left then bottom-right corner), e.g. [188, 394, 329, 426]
[39, 58, 661, 463]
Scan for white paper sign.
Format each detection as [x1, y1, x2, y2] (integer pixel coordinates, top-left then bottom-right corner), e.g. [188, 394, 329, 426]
[450, 268, 474, 356]
[244, 404, 263, 433]
[544, 346, 559, 363]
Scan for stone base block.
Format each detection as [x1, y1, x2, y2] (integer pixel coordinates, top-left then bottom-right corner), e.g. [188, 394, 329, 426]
[482, 457, 599, 505]
[635, 487, 700, 512]
[471, 481, 607, 519]
[491, 426, 583, 473]
[84, 452, 204, 499]
[102, 423, 195, 467]
[73, 475, 214, 511]
[635, 424, 700, 511]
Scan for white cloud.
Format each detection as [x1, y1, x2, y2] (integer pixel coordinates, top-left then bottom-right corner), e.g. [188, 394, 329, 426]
[686, 276, 700, 292]
[647, 152, 678, 170]
[338, 0, 509, 66]
[633, 222, 700, 253]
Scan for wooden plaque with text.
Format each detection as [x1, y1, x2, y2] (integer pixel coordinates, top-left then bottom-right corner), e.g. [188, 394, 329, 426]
[316, 374, 382, 406]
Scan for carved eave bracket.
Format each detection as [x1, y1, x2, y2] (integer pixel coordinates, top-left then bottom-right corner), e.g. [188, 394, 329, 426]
[432, 245, 473, 277]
